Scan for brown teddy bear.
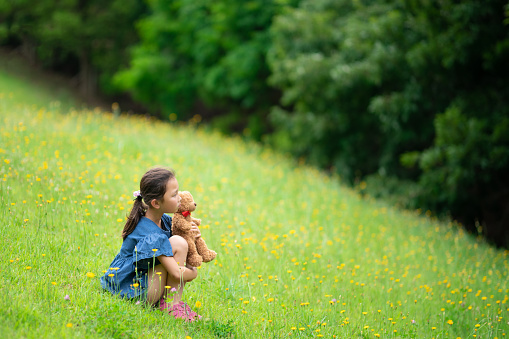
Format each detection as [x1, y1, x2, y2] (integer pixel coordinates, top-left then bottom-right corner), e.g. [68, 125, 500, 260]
[171, 191, 216, 267]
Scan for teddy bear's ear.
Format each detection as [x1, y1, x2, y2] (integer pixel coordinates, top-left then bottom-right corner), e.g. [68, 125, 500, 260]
[177, 191, 194, 211]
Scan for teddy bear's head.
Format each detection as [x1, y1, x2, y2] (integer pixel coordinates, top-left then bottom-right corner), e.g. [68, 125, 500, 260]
[177, 191, 197, 213]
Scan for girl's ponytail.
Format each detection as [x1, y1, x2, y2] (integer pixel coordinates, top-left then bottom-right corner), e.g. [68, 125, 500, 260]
[121, 167, 175, 240]
[122, 197, 147, 240]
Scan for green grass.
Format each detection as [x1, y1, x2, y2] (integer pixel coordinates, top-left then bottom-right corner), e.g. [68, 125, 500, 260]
[0, 64, 508, 339]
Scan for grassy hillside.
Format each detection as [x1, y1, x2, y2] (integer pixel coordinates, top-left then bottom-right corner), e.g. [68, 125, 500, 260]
[0, 63, 508, 338]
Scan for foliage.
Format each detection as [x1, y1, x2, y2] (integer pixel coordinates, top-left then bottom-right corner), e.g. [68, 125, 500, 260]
[114, 0, 299, 137]
[268, 0, 509, 246]
[0, 0, 146, 94]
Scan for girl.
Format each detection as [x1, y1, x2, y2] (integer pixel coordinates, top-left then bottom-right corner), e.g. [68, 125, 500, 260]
[100, 167, 202, 321]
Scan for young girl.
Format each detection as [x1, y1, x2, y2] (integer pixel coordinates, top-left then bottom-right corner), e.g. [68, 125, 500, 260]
[100, 167, 202, 321]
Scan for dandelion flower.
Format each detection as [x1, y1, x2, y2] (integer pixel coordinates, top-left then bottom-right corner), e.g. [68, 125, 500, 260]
[195, 301, 202, 308]
[86, 272, 96, 278]
[66, 323, 73, 328]
[447, 320, 454, 325]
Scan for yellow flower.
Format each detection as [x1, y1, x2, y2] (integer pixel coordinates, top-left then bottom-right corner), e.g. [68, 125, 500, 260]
[447, 320, 454, 325]
[152, 249, 158, 252]
[195, 301, 202, 308]
[185, 336, 192, 339]
[116, 218, 123, 222]
[132, 283, 139, 288]
[66, 323, 73, 328]
[86, 272, 96, 278]
[108, 274, 114, 277]
[25, 266, 32, 270]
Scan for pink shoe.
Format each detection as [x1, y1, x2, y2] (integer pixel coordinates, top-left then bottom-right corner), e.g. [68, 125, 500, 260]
[159, 299, 202, 322]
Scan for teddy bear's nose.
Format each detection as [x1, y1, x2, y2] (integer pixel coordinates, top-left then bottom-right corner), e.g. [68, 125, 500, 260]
[194, 203, 197, 206]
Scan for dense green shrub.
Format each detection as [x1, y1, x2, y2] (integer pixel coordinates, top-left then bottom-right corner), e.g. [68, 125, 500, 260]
[0, 0, 146, 96]
[268, 0, 509, 246]
[114, 0, 300, 137]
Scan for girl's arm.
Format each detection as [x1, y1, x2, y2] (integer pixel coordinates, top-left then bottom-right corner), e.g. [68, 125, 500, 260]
[157, 255, 198, 282]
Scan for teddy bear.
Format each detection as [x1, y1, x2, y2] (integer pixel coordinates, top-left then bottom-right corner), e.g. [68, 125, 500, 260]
[171, 191, 216, 267]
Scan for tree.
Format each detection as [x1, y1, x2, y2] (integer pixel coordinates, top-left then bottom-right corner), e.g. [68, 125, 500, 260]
[0, 0, 146, 98]
[268, 0, 509, 246]
[114, 0, 300, 137]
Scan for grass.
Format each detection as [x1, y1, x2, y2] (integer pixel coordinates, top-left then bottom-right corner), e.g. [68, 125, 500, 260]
[0, 63, 508, 339]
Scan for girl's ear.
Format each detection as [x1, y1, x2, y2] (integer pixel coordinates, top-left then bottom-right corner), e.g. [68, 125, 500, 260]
[150, 199, 160, 209]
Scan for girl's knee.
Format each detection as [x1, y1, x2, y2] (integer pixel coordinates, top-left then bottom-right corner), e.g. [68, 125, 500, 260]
[170, 235, 188, 253]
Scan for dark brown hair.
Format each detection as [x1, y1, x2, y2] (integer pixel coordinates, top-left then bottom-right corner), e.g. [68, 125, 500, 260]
[121, 167, 175, 240]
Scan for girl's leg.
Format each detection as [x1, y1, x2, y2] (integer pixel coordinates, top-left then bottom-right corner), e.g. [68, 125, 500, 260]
[166, 235, 188, 304]
[146, 264, 167, 305]
[145, 235, 189, 306]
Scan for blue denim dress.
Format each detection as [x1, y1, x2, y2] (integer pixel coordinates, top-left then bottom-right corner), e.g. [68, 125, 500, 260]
[100, 214, 173, 299]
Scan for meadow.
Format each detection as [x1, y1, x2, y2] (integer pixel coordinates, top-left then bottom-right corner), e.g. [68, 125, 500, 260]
[0, 64, 508, 339]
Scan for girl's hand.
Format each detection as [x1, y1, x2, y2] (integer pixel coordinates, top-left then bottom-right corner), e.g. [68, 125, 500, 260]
[184, 265, 198, 281]
[190, 222, 201, 238]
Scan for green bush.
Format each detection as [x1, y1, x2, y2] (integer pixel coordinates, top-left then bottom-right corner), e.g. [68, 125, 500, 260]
[268, 0, 509, 246]
[114, 0, 300, 138]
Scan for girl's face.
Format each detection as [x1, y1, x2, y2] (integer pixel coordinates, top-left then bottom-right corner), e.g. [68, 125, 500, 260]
[159, 178, 180, 213]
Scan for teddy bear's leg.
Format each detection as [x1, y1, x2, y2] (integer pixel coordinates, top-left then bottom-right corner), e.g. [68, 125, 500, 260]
[185, 236, 203, 267]
[195, 237, 217, 263]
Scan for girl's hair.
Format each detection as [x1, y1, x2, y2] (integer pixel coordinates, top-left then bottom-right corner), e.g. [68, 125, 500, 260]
[121, 167, 175, 240]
